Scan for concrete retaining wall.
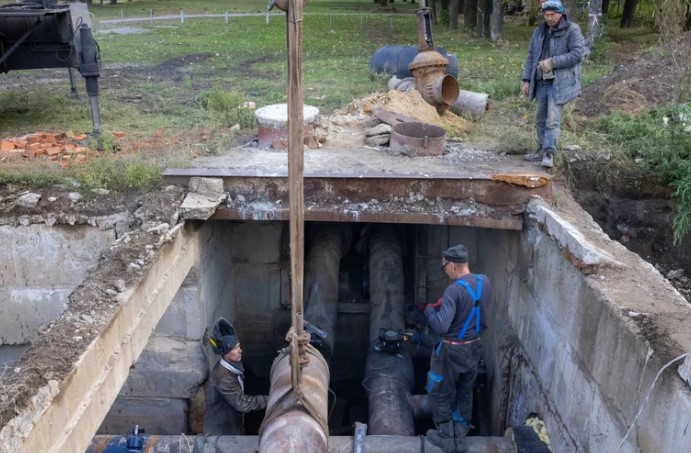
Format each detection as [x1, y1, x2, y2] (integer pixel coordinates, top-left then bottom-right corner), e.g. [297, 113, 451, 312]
[481, 203, 691, 453]
[0, 224, 117, 345]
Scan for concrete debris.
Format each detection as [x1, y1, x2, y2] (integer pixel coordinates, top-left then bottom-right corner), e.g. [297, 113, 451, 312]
[114, 279, 126, 292]
[68, 192, 82, 203]
[365, 124, 393, 137]
[17, 192, 41, 208]
[666, 268, 685, 280]
[93, 188, 110, 196]
[80, 314, 95, 324]
[564, 144, 582, 152]
[180, 177, 226, 220]
[106, 289, 118, 296]
[47, 197, 57, 202]
[147, 223, 170, 236]
[364, 135, 390, 147]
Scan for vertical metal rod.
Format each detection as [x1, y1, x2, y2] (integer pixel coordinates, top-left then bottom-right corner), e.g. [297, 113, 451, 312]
[149, 9, 153, 25]
[180, 10, 184, 24]
[360, 15, 363, 31]
[266, 11, 270, 25]
[225, 11, 229, 24]
[287, 0, 306, 390]
[329, 14, 332, 30]
[68, 68, 78, 98]
[119, 8, 123, 19]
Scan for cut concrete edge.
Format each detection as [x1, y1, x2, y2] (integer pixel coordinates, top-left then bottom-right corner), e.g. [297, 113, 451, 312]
[0, 223, 205, 453]
[181, 177, 227, 220]
[527, 199, 622, 271]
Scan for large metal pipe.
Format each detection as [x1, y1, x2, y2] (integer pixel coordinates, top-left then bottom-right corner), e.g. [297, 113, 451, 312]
[365, 225, 415, 435]
[258, 344, 330, 453]
[304, 223, 351, 360]
[87, 434, 518, 452]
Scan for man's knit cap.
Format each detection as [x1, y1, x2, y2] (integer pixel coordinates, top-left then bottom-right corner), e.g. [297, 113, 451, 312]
[542, 0, 565, 13]
[443, 244, 469, 263]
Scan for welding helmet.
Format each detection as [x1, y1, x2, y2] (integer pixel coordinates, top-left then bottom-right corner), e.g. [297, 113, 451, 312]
[209, 318, 239, 356]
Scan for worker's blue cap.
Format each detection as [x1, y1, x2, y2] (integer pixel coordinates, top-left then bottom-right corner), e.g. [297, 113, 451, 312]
[542, 0, 565, 13]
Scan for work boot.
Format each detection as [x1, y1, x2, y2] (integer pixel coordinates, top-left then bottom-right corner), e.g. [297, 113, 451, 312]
[426, 421, 456, 452]
[454, 423, 470, 452]
[541, 148, 555, 168]
[523, 147, 543, 162]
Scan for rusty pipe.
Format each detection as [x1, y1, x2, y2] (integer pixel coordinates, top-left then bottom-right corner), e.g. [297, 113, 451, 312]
[259, 344, 330, 452]
[304, 223, 351, 360]
[364, 225, 415, 435]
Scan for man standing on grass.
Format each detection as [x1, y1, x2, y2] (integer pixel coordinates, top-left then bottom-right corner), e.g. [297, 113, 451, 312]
[522, 0, 585, 168]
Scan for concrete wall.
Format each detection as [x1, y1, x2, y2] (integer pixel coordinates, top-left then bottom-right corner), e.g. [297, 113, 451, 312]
[0, 224, 116, 345]
[471, 205, 691, 453]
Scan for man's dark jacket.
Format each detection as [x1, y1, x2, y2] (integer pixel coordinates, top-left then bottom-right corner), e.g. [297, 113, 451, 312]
[204, 360, 267, 435]
[522, 15, 585, 104]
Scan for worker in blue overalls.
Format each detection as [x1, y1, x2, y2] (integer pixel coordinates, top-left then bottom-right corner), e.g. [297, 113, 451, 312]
[419, 244, 491, 452]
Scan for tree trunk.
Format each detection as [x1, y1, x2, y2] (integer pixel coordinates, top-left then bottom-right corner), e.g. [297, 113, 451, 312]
[441, 0, 450, 26]
[476, 0, 491, 37]
[449, 0, 460, 30]
[528, 0, 538, 26]
[620, 0, 637, 27]
[464, 0, 477, 29]
[601, 0, 610, 18]
[490, 0, 502, 42]
[562, 0, 579, 21]
[585, 0, 603, 58]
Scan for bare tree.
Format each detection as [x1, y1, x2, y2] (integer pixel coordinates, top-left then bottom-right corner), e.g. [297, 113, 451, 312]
[490, 0, 502, 42]
[449, 0, 460, 29]
[585, 0, 603, 58]
[464, 0, 477, 29]
[620, 0, 638, 27]
[476, 0, 491, 37]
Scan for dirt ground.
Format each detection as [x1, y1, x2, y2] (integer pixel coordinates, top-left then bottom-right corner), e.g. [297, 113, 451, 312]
[574, 32, 691, 116]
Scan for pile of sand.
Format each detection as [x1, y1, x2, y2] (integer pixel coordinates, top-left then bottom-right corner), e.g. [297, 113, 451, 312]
[334, 90, 469, 136]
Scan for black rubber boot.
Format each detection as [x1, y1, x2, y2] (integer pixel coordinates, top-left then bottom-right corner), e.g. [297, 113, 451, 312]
[454, 423, 470, 452]
[426, 421, 456, 452]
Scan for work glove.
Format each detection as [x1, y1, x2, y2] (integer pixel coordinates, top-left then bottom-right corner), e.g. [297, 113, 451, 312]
[411, 332, 426, 346]
[425, 298, 443, 311]
[538, 58, 555, 73]
[406, 305, 427, 326]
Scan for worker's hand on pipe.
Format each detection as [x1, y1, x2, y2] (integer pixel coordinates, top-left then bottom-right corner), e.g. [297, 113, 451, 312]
[425, 298, 443, 311]
[522, 82, 530, 97]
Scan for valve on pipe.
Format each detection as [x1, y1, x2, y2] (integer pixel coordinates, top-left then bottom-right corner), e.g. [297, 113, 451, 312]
[408, 0, 459, 111]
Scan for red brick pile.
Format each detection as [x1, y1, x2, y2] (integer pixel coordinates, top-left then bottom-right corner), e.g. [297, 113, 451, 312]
[0, 131, 97, 167]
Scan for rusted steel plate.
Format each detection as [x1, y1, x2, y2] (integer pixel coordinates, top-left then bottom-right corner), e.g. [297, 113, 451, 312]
[164, 173, 552, 207]
[211, 206, 523, 230]
[373, 109, 418, 125]
[491, 173, 550, 188]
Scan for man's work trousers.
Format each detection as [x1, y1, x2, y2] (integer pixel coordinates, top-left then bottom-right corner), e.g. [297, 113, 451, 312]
[535, 82, 564, 153]
[426, 341, 482, 425]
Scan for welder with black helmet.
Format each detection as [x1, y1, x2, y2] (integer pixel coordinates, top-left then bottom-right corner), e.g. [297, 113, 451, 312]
[204, 318, 268, 435]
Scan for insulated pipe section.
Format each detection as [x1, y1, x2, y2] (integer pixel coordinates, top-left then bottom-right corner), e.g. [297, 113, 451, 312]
[304, 223, 351, 360]
[368, 225, 406, 342]
[258, 344, 330, 453]
[365, 225, 415, 435]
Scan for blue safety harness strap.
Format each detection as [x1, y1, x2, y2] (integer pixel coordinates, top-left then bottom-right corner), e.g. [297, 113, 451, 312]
[455, 275, 482, 340]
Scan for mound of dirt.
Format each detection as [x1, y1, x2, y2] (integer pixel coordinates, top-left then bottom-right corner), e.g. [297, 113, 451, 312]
[574, 32, 690, 117]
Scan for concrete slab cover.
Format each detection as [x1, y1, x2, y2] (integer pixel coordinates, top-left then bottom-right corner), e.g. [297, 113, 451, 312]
[255, 103, 319, 128]
[180, 177, 226, 220]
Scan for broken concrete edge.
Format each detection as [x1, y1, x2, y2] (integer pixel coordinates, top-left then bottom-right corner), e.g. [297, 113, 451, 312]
[0, 188, 189, 452]
[527, 198, 622, 273]
[181, 177, 227, 221]
[0, 211, 130, 229]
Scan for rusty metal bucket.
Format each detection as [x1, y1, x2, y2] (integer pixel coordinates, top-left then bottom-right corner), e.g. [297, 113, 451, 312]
[390, 122, 446, 157]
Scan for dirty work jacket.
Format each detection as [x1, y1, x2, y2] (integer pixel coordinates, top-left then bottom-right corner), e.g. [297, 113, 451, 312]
[522, 15, 585, 105]
[204, 360, 268, 435]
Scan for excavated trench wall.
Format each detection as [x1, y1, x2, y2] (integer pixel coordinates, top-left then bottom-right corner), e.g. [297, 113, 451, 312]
[4, 206, 690, 452]
[0, 222, 122, 367]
